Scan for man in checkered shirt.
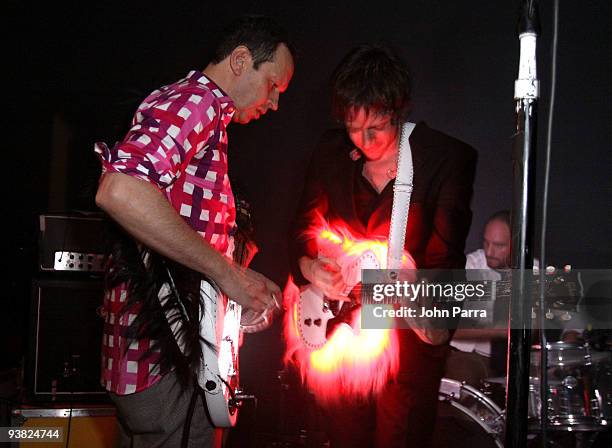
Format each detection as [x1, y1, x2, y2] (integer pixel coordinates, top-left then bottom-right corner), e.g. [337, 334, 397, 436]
[95, 16, 294, 447]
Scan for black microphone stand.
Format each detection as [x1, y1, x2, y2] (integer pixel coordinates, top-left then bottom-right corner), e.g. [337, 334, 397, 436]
[505, 1, 541, 447]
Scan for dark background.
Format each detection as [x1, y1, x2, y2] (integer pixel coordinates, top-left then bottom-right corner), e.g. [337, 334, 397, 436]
[5, 0, 612, 443]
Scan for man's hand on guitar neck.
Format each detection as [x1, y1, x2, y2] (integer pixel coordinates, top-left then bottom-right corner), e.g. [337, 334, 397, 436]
[298, 256, 350, 302]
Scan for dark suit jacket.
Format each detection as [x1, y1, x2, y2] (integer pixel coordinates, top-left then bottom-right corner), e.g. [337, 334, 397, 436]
[291, 121, 477, 377]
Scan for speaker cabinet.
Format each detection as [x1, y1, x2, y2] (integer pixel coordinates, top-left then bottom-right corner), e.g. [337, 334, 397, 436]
[27, 278, 108, 401]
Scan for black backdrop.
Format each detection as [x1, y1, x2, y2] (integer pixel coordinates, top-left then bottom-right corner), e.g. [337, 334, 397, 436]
[6, 0, 612, 443]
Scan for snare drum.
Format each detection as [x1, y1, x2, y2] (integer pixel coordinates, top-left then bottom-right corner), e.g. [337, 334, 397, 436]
[591, 347, 612, 426]
[529, 342, 608, 431]
[433, 378, 504, 448]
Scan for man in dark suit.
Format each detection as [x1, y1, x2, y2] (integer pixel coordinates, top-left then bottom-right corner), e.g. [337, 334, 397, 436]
[291, 44, 477, 447]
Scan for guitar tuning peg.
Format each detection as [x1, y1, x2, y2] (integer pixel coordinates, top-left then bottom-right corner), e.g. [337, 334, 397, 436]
[563, 265, 572, 272]
[546, 265, 556, 275]
[561, 311, 572, 321]
[532, 308, 537, 319]
[546, 309, 554, 320]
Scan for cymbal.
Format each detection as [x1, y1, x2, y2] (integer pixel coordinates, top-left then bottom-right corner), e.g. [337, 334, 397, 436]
[530, 343, 611, 366]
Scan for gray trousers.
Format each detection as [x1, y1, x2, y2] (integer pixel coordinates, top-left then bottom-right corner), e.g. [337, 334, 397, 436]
[110, 372, 223, 448]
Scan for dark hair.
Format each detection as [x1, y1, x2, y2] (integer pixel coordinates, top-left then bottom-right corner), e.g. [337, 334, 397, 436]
[330, 44, 412, 123]
[211, 15, 293, 69]
[486, 210, 511, 229]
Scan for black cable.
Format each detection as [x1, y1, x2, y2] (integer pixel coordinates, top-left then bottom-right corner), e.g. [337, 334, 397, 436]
[64, 359, 76, 448]
[538, 0, 560, 446]
[65, 404, 73, 448]
[57, 216, 71, 267]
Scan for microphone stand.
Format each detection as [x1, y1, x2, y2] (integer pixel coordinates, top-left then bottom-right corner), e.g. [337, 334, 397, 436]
[504, 1, 540, 447]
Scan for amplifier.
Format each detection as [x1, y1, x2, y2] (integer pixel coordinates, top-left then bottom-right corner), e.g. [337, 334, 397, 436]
[12, 406, 118, 447]
[26, 278, 108, 402]
[38, 213, 110, 272]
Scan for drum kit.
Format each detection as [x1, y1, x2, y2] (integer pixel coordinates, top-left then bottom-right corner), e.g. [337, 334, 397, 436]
[434, 342, 612, 447]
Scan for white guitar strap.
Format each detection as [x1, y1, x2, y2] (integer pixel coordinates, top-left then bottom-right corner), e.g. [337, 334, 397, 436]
[387, 122, 416, 270]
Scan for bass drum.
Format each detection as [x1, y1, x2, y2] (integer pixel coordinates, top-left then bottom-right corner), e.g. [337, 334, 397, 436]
[432, 378, 505, 448]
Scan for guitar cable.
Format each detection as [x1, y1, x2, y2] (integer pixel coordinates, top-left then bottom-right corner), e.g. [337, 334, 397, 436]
[537, 0, 560, 445]
[63, 359, 75, 448]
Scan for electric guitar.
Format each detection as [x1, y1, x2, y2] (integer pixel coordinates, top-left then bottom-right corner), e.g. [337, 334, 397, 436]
[298, 258, 582, 349]
[200, 195, 275, 427]
[163, 196, 273, 427]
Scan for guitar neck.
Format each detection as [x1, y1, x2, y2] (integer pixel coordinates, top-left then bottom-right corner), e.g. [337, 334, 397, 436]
[233, 231, 258, 267]
[356, 276, 579, 307]
[233, 194, 258, 268]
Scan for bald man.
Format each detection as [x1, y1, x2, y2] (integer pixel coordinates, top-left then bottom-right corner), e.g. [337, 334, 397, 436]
[446, 210, 511, 386]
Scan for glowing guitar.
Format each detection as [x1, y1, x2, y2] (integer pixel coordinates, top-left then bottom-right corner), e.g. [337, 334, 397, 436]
[284, 229, 415, 403]
[296, 231, 415, 351]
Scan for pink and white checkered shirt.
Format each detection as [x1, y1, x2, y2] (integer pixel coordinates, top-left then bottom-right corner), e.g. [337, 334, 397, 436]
[95, 71, 236, 395]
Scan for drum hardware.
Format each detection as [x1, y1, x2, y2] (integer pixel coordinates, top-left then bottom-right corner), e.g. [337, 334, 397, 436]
[436, 378, 505, 448]
[471, 342, 611, 445]
[481, 378, 507, 411]
[529, 342, 611, 432]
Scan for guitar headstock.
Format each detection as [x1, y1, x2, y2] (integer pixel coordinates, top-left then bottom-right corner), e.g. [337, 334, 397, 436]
[232, 188, 258, 267]
[233, 189, 256, 238]
[531, 265, 583, 312]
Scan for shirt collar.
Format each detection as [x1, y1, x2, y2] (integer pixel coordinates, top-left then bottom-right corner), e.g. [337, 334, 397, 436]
[187, 70, 236, 117]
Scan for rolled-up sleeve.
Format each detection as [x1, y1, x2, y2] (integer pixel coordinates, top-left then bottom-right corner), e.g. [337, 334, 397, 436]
[95, 90, 220, 191]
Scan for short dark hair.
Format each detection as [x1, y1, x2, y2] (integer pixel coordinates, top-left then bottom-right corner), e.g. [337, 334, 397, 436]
[486, 210, 511, 229]
[330, 44, 412, 123]
[211, 15, 293, 69]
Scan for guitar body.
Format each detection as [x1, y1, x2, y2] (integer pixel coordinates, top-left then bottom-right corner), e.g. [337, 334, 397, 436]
[284, 234, 416, 403]
[160, 194, 262, 428]
[297, 285, 335, 350]
[199, 280, 241, 427]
